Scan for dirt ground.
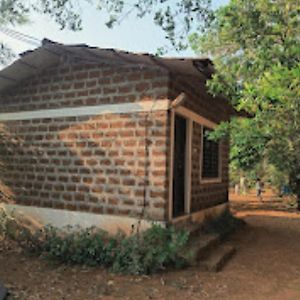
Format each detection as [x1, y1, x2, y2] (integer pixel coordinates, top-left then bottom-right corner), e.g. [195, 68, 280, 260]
[229, 188, 297, 212]
[1, 209, 300, 300]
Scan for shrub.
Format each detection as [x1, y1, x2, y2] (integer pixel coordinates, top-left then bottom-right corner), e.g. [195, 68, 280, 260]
[0, 207, 8, 238]
[28, 224, 189, 275]
[112, 225, 188, 274]
[35, 226, 118, 267]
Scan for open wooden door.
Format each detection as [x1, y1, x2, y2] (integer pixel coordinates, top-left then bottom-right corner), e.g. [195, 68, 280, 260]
[172, 114, 187, 218]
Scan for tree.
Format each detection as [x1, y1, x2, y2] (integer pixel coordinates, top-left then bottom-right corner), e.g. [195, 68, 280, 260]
[190, 0, 300, 207]
[0, 0, 213, 63]
[0, 0, 83, 64]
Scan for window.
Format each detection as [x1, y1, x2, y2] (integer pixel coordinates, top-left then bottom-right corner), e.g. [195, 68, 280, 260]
[201, 127, 220, 179]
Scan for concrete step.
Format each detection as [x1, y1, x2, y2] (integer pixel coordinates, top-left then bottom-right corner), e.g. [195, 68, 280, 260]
[181, 233, 220, 265]
[184, 222, 202, 237]
[198, 244, 236, 272]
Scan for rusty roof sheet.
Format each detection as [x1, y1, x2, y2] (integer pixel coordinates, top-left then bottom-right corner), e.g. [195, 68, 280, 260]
[0, 39, 214, 93]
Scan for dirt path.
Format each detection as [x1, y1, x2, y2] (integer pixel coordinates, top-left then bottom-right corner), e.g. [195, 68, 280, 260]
[229, 188, 297, 212]
[1, 212, 300, 299]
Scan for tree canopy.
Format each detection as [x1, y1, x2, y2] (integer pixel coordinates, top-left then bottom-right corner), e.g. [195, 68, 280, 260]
[190, 0, 300, 203]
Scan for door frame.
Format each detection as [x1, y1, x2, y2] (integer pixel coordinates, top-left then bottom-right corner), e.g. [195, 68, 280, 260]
[168, 110, 192, 221]
[168, 106, 218, 221]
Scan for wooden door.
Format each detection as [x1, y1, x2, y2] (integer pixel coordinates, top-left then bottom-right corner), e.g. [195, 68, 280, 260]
[172, 114, 186, 217]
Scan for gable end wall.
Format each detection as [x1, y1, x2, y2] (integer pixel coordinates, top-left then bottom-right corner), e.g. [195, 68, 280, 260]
[0, 62, 171, 222]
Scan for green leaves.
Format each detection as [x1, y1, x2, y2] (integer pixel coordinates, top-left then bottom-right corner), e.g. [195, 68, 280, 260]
[194, 0, 300, 195]
[27, 224, 189, 275]
[0, 0, 29, 26]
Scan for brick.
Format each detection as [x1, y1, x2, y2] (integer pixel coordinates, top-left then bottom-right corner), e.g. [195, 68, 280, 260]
[123, 199, 134, 206]
[86, 97, 97, 105]
[81, 150, 92, 157]
[135, 189, 145, 197]
[76, 72, 88, 80]
[118, 86, 132, 93]
[86, 159, 98, 166]
[74, 194, 85, 202]
[100, 159, 111, 166]
[65, 203, 77, 211]
[79, 168, 91, 174]
[95, 177, 106, 184]
[94, 149, 105, 156]
[78, 203, 90, 212]
[92, 206, 103, 214]
[59, 176, 69, 183]
[153, 202, 165, 208]
[150, 190, 166, 198]
[136, 82, 150, 92]
[120, 131, 134, 137]
[89, 71, 100, 78]
[63, 194, 73, 201]
[66, 185, 77, 192]
[71, 175, 81, 183]
[108, 197, 119, 205]
[118, 187, 131, 195]
[123, 178, 135, 186]
[91, 186, 103, 193]
[83, 177, 93, 184]
[109, 177, 120, 185]
[74, 82, 85, 89]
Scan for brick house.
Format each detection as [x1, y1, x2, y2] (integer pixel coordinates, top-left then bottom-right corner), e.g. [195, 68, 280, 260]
[0, 40, 234, 234]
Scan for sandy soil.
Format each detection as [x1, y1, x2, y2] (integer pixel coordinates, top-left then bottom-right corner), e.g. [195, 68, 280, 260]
[1, 212, 300, 300]
[229, 188, 297, 212]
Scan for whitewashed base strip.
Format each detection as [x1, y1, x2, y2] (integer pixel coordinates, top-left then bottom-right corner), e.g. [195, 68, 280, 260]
[1, 203, 166, 235]
[0, 99, 170, 121]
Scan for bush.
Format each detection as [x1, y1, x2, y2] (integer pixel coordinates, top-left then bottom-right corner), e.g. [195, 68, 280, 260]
[29, 224, 189, 275]
[0, 207, 8, 238]
[112, 225, 188, 274]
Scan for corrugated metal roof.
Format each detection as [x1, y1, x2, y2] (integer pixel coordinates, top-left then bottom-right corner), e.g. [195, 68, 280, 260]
[0, 39, 214, 93]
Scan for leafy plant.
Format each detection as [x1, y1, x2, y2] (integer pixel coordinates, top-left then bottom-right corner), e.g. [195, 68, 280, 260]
[112, 225, 189, 274]
[0, 207, 8, 237]
[27, 224, 189, 275]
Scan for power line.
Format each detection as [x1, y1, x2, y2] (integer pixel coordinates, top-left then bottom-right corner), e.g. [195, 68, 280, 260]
[0, 26, 41, 47]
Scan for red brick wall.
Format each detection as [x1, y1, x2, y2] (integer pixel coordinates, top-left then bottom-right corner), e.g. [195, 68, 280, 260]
[191, 122, 229, 212]
[0, 62, 169, 112]
[0, 61, 232, 222]
[169, 74, 230, 211]
[168, 74, 233, 123]
[0, 111, 169, 221]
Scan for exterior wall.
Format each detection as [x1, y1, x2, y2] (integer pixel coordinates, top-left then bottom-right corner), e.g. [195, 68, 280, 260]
[0, 62, 169, 113]
[191, 122, 229, 212]
[1, 203, 166, 235]
[0, 111, 169, 221]
[168, 74, 233, 124]
[0, 61, 171, 223]
[169, 74, 230, 214]
[0, 60, 232, 227]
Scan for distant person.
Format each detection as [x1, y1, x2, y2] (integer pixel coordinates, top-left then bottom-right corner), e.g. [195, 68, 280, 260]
[240, 176, 247, 195]
[235, 183, 240, 195]
[256, 178, 263, 201]
[281, 184, 291, 196]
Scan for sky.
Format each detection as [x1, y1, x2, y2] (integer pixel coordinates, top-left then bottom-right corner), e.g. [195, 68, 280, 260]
[0, 0, 228, 66]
